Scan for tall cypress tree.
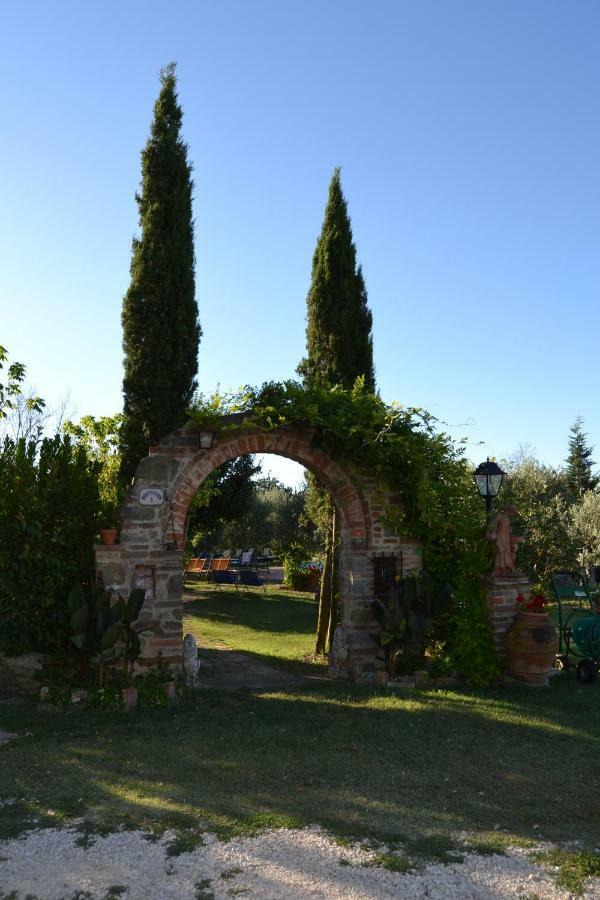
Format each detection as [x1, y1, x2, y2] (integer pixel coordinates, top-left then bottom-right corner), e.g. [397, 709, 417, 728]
[565, 416, 598, 497]
[299, 169, 375, 653]
[120, 63, 200, 482]
[298, 168, 375, 390]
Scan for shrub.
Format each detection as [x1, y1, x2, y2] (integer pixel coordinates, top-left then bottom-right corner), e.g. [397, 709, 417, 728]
[0, 434, 101, 654]
[448, 579, 500, 688]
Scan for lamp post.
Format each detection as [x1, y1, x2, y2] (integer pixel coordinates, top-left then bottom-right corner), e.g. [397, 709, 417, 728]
[474, 458, 506, 512]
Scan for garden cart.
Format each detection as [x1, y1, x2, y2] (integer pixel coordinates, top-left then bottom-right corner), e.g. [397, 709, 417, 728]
[550, 570, 600, 684]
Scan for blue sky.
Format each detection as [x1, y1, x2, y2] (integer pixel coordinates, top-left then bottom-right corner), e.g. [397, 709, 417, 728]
[2, 1, 599, 487]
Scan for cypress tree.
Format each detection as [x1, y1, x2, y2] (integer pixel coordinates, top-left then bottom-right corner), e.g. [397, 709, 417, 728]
[565, 416, 598, 497]
[298, 168, 375, 390]
[120, 63, 200, 483]
[299, 169, 375, 653]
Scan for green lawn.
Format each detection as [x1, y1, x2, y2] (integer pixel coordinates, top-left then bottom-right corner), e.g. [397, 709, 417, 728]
[183, 583, 327, 676]
[1, 673, 599, 860]
[1, 585, 599, 878]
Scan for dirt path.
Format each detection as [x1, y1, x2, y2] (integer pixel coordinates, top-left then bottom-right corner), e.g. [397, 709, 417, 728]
[196, 641, 307, 691]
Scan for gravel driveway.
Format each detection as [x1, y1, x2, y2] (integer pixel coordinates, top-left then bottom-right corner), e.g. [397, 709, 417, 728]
[1, 824, 597, 899]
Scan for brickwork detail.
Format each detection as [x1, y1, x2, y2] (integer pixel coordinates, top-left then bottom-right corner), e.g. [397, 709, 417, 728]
[485, 573, 531, 656]
[94, 423, 423, 677]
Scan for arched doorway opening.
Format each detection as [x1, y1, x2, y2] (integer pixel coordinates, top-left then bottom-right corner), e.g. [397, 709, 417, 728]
[94, 421, 422, 677]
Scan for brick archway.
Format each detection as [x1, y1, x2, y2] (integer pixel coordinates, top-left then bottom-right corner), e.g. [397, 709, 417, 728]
[94, 422, 422, 677]
[169, 428, 371, 550]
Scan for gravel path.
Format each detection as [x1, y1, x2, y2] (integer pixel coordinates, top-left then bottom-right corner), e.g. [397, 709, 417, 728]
[1, 825, 597, 899]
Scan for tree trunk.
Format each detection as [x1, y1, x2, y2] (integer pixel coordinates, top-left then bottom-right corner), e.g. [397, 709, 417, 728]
[326, 507, 340, 651]
[315, 498, 334, 654]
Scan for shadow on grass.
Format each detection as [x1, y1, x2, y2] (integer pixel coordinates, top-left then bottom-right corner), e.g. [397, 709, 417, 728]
[1, 675, 599, 851]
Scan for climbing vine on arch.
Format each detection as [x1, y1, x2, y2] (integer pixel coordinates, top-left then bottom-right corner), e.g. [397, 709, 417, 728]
[187, 377, 487, 588]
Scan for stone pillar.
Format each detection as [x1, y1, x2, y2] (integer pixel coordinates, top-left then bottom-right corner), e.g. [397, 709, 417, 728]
[485, 573, 531, 656]
[338, 535, 424, 679]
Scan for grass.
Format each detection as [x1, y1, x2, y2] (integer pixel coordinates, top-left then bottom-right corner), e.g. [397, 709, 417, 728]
[1, 675, 599, 857]
[1, 586, 599, 885]
[183, 583, 327, 676]
[532, 848, 600, 895]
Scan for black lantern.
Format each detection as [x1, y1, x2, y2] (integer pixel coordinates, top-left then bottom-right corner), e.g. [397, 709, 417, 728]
[474, 458, 506, 511]
[197, 430, 214, 450]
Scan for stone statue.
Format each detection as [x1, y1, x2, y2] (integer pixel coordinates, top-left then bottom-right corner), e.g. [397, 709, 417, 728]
[182, 633, 200, 687]
[330, 627, 349, 667]
[485, 505, 524, 576]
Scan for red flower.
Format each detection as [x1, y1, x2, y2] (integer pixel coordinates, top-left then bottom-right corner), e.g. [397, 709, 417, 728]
[517, 591, 549, 611]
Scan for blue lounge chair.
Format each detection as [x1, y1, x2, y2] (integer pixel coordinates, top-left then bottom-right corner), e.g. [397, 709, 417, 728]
[238, 570, 267, 596]
[212, 570, 240, 592]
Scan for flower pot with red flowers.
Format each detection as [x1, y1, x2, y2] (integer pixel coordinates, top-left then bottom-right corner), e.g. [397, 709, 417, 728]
[506, 591, 558, 686]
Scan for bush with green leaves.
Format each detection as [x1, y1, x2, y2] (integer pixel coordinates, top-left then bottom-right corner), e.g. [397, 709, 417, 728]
[0, 434, 101, 654]
[447, 578, 500, 688]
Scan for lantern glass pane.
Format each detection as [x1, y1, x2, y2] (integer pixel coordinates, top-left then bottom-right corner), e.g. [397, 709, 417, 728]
[488, 473, 503, 497]
[474, 473, 489, 497]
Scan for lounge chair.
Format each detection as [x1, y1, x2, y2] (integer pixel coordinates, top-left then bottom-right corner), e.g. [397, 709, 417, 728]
[212, 569, 240, 592]
[238, 549, 255, 569]
[184, 557, 209, 582]
[238, 569, 267, 596]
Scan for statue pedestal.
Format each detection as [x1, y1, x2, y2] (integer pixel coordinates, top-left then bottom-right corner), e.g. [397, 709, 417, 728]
[485, 573, 530, 656]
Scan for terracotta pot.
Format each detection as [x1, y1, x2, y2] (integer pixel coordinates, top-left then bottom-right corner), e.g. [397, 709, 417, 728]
[100, 528, 118, 546]
[506, 610, 557, 685]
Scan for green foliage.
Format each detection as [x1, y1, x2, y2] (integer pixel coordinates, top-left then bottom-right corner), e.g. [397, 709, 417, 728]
[187, 455, 259, 548]
[189, 379, 485, 588]
[0, 434, 101, 654]
[371, 573, 450, 676]
[64, 414, 122, 526]
[570, 489, 600, 568]
[196, 476, 316, 556]
[565, 416, 598, 498]
[447, 579, 500, 688]
[282, 550, 320, 591]
[501, 451, 577, 584]
[297, 168, 375, 391]
[120, 63, 200, 482]
[0, 345, 44, 423]
[134, 655, 179, 707]
[60, 583, 148, 686]
[532, 848, 600, 895]
[282, 554, 303, 589]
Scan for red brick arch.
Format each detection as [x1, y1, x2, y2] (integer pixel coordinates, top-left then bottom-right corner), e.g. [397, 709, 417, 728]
[169, 427, 370, 550]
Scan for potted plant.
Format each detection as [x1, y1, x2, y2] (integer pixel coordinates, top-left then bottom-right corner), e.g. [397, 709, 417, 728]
[506, 591, 557, 685]
[99, 501, 119, 546]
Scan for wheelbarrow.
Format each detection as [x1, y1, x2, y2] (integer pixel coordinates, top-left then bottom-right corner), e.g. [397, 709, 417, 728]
[551, 570, 600, 684]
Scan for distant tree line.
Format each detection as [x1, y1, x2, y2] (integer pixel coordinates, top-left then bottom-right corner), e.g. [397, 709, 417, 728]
[501, 417, 600, 585]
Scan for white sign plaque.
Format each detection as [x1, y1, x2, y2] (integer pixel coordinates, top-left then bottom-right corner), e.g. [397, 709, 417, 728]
[139, 487, 165, 506]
